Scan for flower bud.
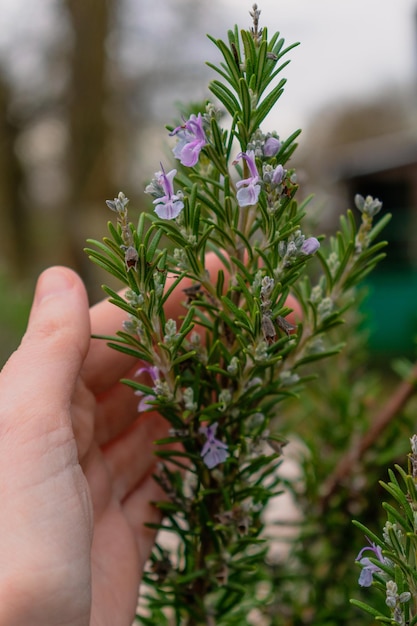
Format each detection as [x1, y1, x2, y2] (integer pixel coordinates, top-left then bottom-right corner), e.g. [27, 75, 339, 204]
[264, 136, 281, 157]
[301, 237, 320, 255]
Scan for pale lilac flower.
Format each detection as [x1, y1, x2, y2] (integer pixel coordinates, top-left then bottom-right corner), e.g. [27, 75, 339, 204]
[271, 164, 285, 185]
[135, 364, 160, 412]
[262, 163, 286, 187]
[356, 541, 385, 587]
[146, 166, 184, 220]
[264, 136, 281, 157]
[300, 237, 320, 255]
[200, 422, 229, 469]
[170, 113, 207, 167]
[235, 150, 261, 207]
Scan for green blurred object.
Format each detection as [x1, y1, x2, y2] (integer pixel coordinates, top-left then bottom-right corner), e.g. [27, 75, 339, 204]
[363, 271, 417, 356]
[0, 272, 31, 366]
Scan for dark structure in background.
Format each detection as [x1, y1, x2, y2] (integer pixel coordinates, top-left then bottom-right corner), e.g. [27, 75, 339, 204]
[334, 130, 417, 356]
[301, 108, 417, 357]
[298, 7, 417, 358]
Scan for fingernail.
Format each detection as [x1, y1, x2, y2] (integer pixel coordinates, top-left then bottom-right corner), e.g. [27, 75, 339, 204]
[35, 267, 76, 304]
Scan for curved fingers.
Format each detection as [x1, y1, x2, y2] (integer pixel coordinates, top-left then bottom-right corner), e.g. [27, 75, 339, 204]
[82, 297, 137, 394]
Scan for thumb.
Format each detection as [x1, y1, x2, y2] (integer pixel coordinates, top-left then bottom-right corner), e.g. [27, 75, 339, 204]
[0, 267, 91, 426]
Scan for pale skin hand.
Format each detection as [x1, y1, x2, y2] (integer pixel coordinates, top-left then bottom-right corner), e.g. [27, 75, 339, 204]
[0, 267, 169, 626]
[0, 258, 300, 626]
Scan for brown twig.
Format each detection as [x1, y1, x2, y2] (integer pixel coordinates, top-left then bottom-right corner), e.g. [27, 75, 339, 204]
[319, 361, 417, 510]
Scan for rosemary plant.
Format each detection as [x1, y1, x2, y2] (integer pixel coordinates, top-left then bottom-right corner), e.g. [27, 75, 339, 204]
[352, 436, 417, 625]
[86, 5, 390, 624]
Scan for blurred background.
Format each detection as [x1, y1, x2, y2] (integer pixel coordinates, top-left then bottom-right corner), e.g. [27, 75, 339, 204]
[0, 0, 416, 361]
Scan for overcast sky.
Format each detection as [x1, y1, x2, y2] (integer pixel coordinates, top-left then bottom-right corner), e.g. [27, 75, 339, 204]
[224, 0, 417, 135]
[0, 0, 416, 138]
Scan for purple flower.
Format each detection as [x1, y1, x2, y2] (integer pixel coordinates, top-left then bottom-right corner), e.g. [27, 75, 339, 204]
[170, 113, 207, 167]
[235, 150, 261, 207]
[200, 422, 229, 469]
[135, 364, 160, 412]
[271, 164, 285, 185]
[356, 541, 385, 587]
[264, 136, 281, 157]
[147, 166, 184, 220]
[300, 237, 320, 255]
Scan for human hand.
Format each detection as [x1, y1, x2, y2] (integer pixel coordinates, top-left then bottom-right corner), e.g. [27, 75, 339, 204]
[0, 267, 168, 626]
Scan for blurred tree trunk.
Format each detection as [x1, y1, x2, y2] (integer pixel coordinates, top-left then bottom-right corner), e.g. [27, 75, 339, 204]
[0, 74, 28, 278]
[64, 0, 115, 293]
